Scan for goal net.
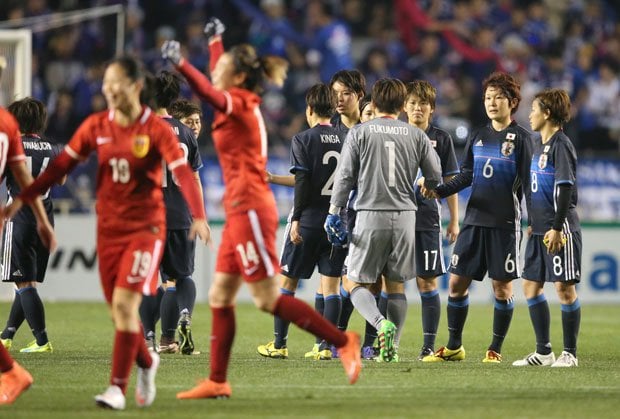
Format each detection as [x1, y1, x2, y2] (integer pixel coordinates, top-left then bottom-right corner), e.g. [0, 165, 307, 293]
[0, 29, 31, 106]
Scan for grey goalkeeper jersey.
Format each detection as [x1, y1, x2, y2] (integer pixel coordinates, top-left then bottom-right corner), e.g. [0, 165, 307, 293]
[331, 116, 442, 211]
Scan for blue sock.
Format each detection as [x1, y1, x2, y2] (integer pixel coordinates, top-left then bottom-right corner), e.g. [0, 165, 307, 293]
[420, 289, 440, 349]
[274, 288, 294, 348]
[527, 294, 551, 355]
[447, 295, 469, 350]
[561, 299, 581, 356]
[489, 296, 515, 353]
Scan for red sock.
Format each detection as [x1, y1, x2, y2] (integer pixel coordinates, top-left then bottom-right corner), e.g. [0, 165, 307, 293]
[0, 343, 14, 373]
[209, 306, 235, 383]
[135, 338, 153, 369]
[111, 331, 140, 393]
[274, 295, 347, 348]
[136, 325, 153, 369]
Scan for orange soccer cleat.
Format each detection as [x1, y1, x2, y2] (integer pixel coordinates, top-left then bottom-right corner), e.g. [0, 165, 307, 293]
[0, 362, 33, 405]
[337, 331, 362, 385]
[177, 379, 232, 400]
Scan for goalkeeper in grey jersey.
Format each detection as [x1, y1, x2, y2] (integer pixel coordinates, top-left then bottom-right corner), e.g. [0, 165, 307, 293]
[324, 78, 442, 362]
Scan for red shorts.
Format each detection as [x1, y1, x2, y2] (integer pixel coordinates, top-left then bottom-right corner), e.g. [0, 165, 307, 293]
[97, 229, 165, 303]
[216, 207, 279, 282]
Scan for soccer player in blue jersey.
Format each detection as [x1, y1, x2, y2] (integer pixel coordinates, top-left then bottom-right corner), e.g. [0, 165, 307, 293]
[399, 81, 459, 360]
[170, 99, 203, 139]
[512, 89, 581, 368]
[257, 83, 348, 360]
[1, 98, 64, 354]
[422, 72, 533, 363]
[138, 71, 204, 355]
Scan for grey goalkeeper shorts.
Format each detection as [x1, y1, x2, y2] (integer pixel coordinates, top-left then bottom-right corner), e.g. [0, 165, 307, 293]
[346, 210, 416, 284]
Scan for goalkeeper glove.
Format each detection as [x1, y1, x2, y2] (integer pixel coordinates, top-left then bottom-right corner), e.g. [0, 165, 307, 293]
[204, 17, 226, 41]
[161, 40, 182, 65]
[324, 214, 347, 247]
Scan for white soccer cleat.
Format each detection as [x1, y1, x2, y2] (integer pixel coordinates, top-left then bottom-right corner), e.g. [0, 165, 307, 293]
[136, 351, 160, 407]
[95, 385, 126, 410]
[551, 351, 578, 367]
[512, 352, 556, 366]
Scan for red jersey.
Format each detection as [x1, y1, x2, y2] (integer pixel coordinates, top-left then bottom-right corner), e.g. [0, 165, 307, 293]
[66, 107, 188, 235]
[0, 107, 27, 176]
[178, 61, 276, 215]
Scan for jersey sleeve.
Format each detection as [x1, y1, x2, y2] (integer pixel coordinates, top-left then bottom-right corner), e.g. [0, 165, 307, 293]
[65, 117, 97, 160]
[4, 112, 25, 165]
[178, 60, 229, 114]
[436, 132, 474, 197]
[553, 139, 577, 186]
[418, 132, 442, 189]
[289, 135, 309, 174]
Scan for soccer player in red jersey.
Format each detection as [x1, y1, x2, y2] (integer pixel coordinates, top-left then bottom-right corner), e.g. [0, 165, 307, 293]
[3, 56, 210, 410]
[0, 105, 57, 405]
[161, 18, 361, 399]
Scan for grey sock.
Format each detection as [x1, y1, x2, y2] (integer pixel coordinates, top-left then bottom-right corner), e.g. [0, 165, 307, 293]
[350, 287, 384, 331]
[387, 293, 408, 346]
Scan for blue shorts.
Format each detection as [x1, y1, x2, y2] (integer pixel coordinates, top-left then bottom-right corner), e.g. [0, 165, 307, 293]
[1, 221, 50, 283]
[522, 231, 582, 283]
[160, 229, 196, 281]
[448, 224, 522, 281]
[280, 225, 346, 279]
[415, 230, 447, 278]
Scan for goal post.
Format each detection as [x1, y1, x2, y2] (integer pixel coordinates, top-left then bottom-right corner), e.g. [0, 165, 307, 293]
[0, 29, 32, 106]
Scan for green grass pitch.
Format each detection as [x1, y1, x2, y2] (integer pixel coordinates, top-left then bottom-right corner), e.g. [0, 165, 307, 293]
[1, 302, 618, 418]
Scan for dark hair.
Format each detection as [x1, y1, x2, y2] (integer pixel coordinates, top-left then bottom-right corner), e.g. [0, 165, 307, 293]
[7, 97, 47, 134]
[330, 69, 366, 98]
[359, 94, 372, 114]
[371, 78, 407, 115]
[229, 44, 289, 94]
[153, 71, 182, 109]
[108, 55, 145, 83]
[169, 99, 203, 120]
[406, 80, 437, 109]
[482, 72, 521, 114]
[534, 88, 571, 126]
[140, 71, 157, 108]
[305, 83, 334, 118]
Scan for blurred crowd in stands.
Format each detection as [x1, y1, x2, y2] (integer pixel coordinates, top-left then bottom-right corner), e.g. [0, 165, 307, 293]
[1, 0, 619, 157]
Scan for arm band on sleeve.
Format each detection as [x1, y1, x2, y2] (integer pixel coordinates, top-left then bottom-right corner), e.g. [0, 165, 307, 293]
[552, 184, 572, 231]
[178, 60, 228, 113]
[172, 163, 207, 221]
[19, 151, 79, 204]
[435, 170, 473, 198]
[291, 171, 311, 221]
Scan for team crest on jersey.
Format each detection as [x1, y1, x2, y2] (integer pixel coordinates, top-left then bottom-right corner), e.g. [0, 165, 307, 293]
[538, 153, 548, 169]
[132, 135, 150, 158]
[501, 141, 515, 157]
[505, 133, 516, 140]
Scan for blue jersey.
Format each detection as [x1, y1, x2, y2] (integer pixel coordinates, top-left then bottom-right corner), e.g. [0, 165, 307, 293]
[437, 121, 533, 230]
[415, 124, 459, 231]
[529, 130, 580, 234]
[161, 117, 203, 230]
[290, 123, 346, 228]
[4, 135, 61, 225]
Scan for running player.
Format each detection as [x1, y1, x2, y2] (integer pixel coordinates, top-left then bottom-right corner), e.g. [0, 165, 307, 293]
[1, 98, 65, 354]
[422, 72, 533, 364]
[326, 78, 442, 362]
[401, 81, 459, 360]
[3, 56, 210, 410]
[161, 18, 361, 399]
[512, 88, 581, 368]
[257, 83, 347, 360]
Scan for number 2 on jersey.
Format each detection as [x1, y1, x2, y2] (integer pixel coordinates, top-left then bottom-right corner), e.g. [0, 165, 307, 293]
[321, 150, 340, 196]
